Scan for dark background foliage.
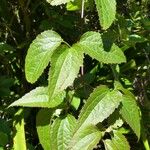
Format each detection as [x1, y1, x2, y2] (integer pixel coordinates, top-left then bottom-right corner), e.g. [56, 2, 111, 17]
[0, 0, 150, 149]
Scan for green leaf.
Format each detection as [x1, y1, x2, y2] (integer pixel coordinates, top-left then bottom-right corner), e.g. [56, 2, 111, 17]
[120, 95, 141, 139]
[50, 114, 76, 150]
[13, 109, 26, 150]
[9, 87, 65, 108]
[48, 45, 83, 99]
[36, 109, 53, 150]
[25, 30, 63, 83]
[71, 96, 80, 110]
[0, 132, 8, 146]
[77, 31, 126, 64]
[104, 131, 130, 150]
[77, 86, 122, 131]
[69, 125, 102, 150]
[47, 0, 73, 6]
[95, 0, 116, 29]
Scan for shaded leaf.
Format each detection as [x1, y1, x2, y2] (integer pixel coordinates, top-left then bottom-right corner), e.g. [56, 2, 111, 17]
[9, 87, 65, 108]
[48, 45, 83, 99]
[77, 31, 126, 64]
[95, 0, 116, 29]
[36, 109, 53, 150]
[50, 114, 76, 150]
[0, 132, 8, 146]
[25, 30, 62, 83]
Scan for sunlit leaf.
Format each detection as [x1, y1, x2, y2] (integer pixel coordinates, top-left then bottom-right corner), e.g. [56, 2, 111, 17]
[104, 131, 130, 150]
[9, 87, 65, 108]
[77, 31, 126, 64]
[36, 109, 53, 150]
[50, 114, 76, 150]
[13, 109, 26, 150]
[48, 45, 83, 99]
[95, 0, 116, 29]
[70, 125, 102, 150]
[25, 30, 62, 83]
[77, 86, 122, 131]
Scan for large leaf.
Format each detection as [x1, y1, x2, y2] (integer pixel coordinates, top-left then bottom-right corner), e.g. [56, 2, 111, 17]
[48, 45, 83, 99]
[9, 87, 65, 108]
[13, 109, 26, 150]
[104, 131, 130, 150]
[47, 0, 73, 5]
[36, 109, 53, 150]
[69, 125, 102, 150]
[120, 95, 141, 139]
[77, 31, 126, 64]
[25, 30, 62, 83]
[95, 0, 116, 29]
[50, 114, 76, 150]
[77, 86, 122, 131]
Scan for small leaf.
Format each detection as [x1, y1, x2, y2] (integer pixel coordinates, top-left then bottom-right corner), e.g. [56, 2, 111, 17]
[25, 30, 62, 83]
[120, 95, 141, 139]
[71, 96, 80, 110]
[48, 45, 83, 99]
[77, 86, 122, 131]
[47, 0, 73, 6]
[36, 109, 53, 150]
[95, 0, 116, 29]
[50, 114, 76, 150]
[104, 131, 130, 150]
[9, 87, 65, 108]
[77, 31, 126, 64]
[70, 125, 102, 150]
[13, 109, 26, 150]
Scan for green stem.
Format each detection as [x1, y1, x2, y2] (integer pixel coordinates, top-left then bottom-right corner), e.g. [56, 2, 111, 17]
[111, 65, 119, 81]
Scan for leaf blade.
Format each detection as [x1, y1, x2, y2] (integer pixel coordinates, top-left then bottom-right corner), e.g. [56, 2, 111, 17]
[104, 132, 130, 150]
[50, 114, 77, 150]
[25, 30, 62, 83]
[13, 109, 26, 150]
[48, 45, 83, 99]
[120, 95, 141, 138]
[47, 0, 73, 5]
[36, 109, 53, 150]
[95, 0, 116, 29]
[70, 125, 102, 150]
[77, 86, 122, 131]
[78, 31, 126, 64]
[9, 87, 65, 108]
